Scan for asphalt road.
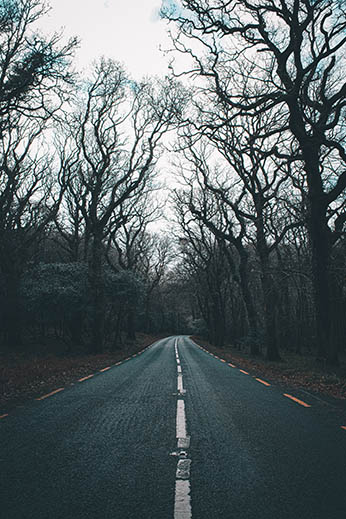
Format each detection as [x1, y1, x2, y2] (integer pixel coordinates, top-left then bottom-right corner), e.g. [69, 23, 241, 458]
[1, 336, 346, 518]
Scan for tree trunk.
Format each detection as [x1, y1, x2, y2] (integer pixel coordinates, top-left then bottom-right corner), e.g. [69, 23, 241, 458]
[89, 234, 105, 353]
[236, 249, 260, 355]
[303, 146, 336, 364]
[211, 297, 225, 348]
[256, 246, 280, 361]
[261, 268, 281, 361]
[3, 268, 22, 349]
[69, 310, 84, 349]
[112, 309, 123, 350]
[126, 308, 136, 341]
[253, 193, 281, 361]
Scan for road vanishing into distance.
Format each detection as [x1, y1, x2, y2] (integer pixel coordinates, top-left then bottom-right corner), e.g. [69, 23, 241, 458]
[2, 336, 346, 518]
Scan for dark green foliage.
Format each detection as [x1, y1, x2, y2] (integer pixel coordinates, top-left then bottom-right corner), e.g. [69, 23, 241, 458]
[105, 269, 145, 308]
[21, 262, 89, 325]
[11, 263, 150, 351]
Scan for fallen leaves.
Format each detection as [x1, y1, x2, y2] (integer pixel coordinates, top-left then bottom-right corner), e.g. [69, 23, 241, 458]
[0, 333, 162, 412]
[192, 337, 346, 401]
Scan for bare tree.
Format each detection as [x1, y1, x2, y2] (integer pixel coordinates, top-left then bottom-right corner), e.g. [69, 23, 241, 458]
[164, 0, 346, 363]
[62, 59, 185, 352]
[53, 143, 88, 263]
[173, 186, 235, 347]
[0, 0, 77, 130]
[0, 0, 77, 349]
[189, 114, 302, 358]
[105, 192, 163, 341]
[0, 121, 64, 346]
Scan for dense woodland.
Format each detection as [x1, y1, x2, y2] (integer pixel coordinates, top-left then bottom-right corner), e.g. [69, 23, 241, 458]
[0, 0, 345, 364]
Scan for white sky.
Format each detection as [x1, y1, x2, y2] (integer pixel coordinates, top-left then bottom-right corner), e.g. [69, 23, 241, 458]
[44, 0, 172, 79]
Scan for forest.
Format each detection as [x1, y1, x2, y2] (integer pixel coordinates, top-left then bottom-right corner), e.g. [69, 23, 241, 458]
[0, 0, 345, 368]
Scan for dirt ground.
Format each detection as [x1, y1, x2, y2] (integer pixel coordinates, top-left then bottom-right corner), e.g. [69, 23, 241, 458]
[0, 333, 164, 413]
[192, 337, 346, 401]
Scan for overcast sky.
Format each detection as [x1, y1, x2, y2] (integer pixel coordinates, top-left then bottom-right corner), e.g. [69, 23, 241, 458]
[44, 0, 173, 79]
[42, 0, 182, 226]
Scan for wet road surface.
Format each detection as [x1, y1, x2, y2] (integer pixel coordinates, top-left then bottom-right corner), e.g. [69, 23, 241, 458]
[1, 336, 346, 518]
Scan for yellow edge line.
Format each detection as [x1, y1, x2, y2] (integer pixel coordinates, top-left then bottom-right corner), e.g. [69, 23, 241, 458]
[239, 369, 249, 375]
[284, 393, 311, 408]
[36, 388, 64, 401]
[255, 378, 271, 387]
[78, 374, 94, 382]
[228, 363, 236, 368]
[0, 413, 9, 419]
[341, 426, 346, 431]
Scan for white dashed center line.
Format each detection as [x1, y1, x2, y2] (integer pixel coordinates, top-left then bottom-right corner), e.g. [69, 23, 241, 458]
[173, 338, 192, 519]
[177, 374, 184, 393]
[176, 399, 187, 439]
[175, 481, 192, 519]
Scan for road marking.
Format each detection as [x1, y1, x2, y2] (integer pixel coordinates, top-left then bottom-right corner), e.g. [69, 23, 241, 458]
[178, 374, 184, 393]
[220, 359, 226, 363]
[114, 362, 122, 366]
[174, 338, 192, 519]
[178, 437, 190, 449]
[0, 413, 9, 419]
[176, 399, 187, 438]
[78, 374, 94, 382]
[239, 369, 249, 375]
[283, 393, 311, 407]
[99, 366, 111, 372]
[341, 426, 346, 431]
[176, 458, 192, 479]
[228, 363, 236, 368]
[36, 388, 64, 400]
[255, 378, 271, 387]
[174, 480, 192, 519]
